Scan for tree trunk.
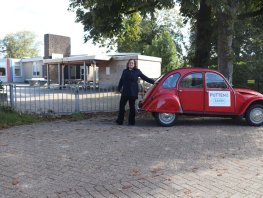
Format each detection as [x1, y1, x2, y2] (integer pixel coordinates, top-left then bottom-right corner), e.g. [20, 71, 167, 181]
[193, 0, 212, 68]
[217, 2, 238, 85]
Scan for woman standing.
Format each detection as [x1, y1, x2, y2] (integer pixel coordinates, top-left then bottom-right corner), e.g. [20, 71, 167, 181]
[116, 59, 155, 125]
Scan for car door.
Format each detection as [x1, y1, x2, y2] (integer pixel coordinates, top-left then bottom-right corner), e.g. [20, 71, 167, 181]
[204, 72, 235, 113]
[178, 72, 204, 112]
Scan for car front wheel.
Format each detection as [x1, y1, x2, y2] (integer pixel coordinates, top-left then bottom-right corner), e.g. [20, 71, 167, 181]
[246, 104, 263, 126]
[156, 112, 177, 127]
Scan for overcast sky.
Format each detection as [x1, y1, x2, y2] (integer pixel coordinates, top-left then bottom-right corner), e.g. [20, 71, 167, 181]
[0, 0, 109, 56]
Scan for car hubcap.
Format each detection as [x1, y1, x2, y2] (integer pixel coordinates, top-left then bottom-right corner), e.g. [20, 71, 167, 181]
[250, 108, 263, 124]
[159, 113, 175, 124]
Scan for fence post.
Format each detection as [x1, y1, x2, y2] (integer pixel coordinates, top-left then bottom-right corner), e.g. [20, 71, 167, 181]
[9, 84, 15, 108]
[75, 85, 80, 112]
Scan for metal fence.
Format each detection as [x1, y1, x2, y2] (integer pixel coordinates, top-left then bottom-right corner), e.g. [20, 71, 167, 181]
[0, 84, 124, 114]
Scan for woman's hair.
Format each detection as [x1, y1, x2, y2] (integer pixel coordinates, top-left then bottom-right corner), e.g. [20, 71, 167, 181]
[126, 59, 137, 69]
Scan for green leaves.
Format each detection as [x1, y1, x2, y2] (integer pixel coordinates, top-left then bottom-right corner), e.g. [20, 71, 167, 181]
[1, 31, 40, 58]
[117, 13, 142, 52]
[69, 0, 174, 43]
[145, 30, 179, 73]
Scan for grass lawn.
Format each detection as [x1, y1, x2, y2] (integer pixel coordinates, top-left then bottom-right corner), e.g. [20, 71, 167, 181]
[0, 106, 43, 129]
[0, 105, 116, 129]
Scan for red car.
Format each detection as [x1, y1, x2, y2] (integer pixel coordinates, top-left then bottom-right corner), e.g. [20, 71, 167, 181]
[139, 68, 263, 127]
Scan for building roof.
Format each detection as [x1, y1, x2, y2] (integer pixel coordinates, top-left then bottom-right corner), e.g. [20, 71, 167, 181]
[1, 53, 162, 65]
[20, 57, 43, 62]
[43, 53, 161, 65]
[43, 54, 112, 64]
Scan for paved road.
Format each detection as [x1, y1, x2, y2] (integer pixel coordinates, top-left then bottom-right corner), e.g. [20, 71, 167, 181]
[1, 114, 263, 198]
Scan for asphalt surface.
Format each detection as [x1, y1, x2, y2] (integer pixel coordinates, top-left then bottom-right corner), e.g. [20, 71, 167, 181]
[1, 113, 263, 198]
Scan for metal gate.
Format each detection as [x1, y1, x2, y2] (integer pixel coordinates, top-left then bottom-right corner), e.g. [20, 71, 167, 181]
[0, 84, 122, 114]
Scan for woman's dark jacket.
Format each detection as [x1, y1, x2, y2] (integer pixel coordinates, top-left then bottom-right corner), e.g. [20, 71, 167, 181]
[118, 68, 155, 98]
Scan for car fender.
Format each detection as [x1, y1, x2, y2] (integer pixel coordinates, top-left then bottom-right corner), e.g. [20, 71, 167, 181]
[144, 93, 181, 113]
[239, 97, 263, 115]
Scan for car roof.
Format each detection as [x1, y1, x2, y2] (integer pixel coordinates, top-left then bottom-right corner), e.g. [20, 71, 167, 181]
[166, 67, 221, 76]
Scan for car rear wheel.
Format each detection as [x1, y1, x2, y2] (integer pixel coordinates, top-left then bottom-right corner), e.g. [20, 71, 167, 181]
[156, 112, 177, 127]
[246, 104, 263, 126]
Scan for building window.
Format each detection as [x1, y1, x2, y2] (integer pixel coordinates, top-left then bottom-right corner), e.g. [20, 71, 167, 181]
[70, 66, 76, 79]
[14, 63, 21, 76]
[106, 67, 110, 75]
[15, 67, 21, 76]
[0, 68, 6, 76]
[80, 66, 89, 80]
[33, 62, 40, 76]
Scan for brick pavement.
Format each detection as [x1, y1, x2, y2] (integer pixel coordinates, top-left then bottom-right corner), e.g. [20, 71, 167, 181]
[0, 114, 263, 197]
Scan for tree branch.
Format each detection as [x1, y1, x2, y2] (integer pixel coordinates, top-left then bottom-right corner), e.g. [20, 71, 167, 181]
[238, 6, 263, 20]
[124, 2, 158, 15]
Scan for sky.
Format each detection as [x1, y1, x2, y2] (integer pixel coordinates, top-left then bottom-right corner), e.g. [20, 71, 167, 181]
[0, 0, 109, 56]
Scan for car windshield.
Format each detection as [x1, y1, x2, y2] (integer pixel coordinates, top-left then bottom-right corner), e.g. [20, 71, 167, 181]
[154, 75, 164, 83]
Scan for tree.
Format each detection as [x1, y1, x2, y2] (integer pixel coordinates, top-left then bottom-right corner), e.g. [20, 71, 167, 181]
[178, 0, 263, 84]
[116, 13, 162, 53]
[115, 11, 180, 73]
[117, 8, 185, 52]
[178, 0, 213, 68]
[213, 0, 263, 84]
[68, 0, 175, 44]
[232, 11, 263, 92]
[193, 0, 212, 68]
[69, 0, 263, 84]
[0, 31, 40, 58]
[0, 42, 7, 58]
[116, 12, 142, 52]
[145, 30, 179, 73]
[154, 7, 186, 59]
[69, 1, 185, 73]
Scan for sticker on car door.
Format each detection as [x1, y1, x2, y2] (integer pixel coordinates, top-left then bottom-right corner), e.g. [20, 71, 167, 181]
[208, 91, 231, 106]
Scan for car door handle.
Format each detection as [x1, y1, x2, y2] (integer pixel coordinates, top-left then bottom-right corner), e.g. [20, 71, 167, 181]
[178, 90, 182, 92]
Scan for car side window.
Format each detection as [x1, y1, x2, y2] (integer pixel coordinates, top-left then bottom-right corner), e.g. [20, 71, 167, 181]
[162, 73, 180, 88]
[180, 73, 203, 88]
[206, 72, 227, 88]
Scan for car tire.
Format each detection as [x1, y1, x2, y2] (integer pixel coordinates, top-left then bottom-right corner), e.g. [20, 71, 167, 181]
[156, 112, 177, 127]
[245, 104, 263, 126]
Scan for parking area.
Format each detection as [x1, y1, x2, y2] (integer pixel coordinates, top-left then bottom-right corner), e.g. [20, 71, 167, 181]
[1, 114, 263, 198]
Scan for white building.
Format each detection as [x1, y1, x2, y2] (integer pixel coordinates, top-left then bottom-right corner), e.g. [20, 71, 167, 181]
[0, 53, 162, 88]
